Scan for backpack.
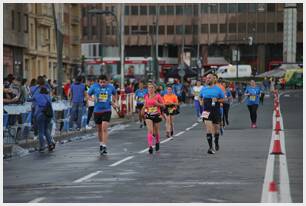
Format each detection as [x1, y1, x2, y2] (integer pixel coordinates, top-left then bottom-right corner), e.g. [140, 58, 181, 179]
[42, 95, 53, 118]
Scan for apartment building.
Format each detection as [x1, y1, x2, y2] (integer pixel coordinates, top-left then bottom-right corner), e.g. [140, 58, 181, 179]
[81, 3, 303, 74]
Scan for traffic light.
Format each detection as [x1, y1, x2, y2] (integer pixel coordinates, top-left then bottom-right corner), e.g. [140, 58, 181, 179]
[248, 36, 253, 46]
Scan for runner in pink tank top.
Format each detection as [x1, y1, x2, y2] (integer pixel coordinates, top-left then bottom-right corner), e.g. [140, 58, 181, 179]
[142, 82, 165, 154]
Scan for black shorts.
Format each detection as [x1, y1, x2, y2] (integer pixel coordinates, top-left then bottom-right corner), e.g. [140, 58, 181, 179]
[145, 113, 162, 123]
[94, 112, 112, 124]
[203, 109, 221, 124]
[164, 105, 178, 116]
[136, 104, 144, 111]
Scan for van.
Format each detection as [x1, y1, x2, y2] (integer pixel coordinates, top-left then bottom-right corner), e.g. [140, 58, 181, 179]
[216, 65, 252, 78]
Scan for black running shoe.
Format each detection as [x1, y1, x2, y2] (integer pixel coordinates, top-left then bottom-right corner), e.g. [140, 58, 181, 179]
[171, 130, 174, 136]
[48, 143, 56, 152]
[148, 146, 153, 154]
[140, 124, 143, 128]
[103, 146, 107, 154]
[100, 146, 104, 155]
[215, 143, 219, 151]
[155, 143, 160, 151]
[207, 149, 215, 154]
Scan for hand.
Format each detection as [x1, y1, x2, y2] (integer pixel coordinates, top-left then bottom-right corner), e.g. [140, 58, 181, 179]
[212, 98, 217, 102]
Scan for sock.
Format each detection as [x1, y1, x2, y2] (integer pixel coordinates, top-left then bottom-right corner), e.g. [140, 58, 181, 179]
[214, 133, 219, 144]
[155, 133, 160, 144]
[206, 133, 213, 149]
[147, 132, 153, 147]
[100, 142, 104, 146]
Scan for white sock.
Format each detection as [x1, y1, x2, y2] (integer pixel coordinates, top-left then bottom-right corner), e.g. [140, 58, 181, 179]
[100, 142, 104, 146]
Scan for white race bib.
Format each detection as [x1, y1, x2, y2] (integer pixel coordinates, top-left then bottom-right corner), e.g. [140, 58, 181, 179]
[201, 111, 210, 119]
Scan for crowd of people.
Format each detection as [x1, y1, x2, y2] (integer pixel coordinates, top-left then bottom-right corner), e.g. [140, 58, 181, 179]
[3, 72, 278, 155]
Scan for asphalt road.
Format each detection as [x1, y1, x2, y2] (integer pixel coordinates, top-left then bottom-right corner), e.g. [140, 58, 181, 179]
[3, 90, 303, 203]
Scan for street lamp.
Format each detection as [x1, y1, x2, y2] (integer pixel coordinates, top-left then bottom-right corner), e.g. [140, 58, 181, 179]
[88, 7, 124, 89]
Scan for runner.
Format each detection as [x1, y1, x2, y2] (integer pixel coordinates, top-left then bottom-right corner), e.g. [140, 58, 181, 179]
[199, 74, 225, 154]
[192, 80, 203, 122]
[142, 82, 165, 154]
[134, 81, 147, 128]
[215, 77, 226, 135]
[222, 82, 232, 126]
[244, 80, 261, 128]
[163, 84, 179, 138]
[87, 75, 118, 155]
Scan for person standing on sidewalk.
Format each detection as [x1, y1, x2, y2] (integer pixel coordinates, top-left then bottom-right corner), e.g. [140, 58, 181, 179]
[163, 84, 179, 138]
[134, 81, 148, 128]
[85, 77, 95, 129]
[142, 82, 165, 154]
[30, 77, 55, 152]
[245, 80, 261, 128]
[192, 80, 203, 122]
[68, 76, 86, 131]
[199, 74, 224, 154]
[87, 75, 118, 155]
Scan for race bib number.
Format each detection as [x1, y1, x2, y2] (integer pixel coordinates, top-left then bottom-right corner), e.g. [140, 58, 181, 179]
[99, 93, 108, 102]
[138, 97, 144, 103]
[201, 111, 210, 119]
[168, 107, 175, 113]
[194, 91, 199, 97]
[250, 95, 256, 101]
[148, 106, 158, 114]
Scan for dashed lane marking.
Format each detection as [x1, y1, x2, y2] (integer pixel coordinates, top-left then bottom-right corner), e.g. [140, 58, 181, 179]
[29, 197, 46, 203]
[160, 137, 173, 144]
[174, 131, 185, 137]
[109, 156, 135, 167]
[73, 170, 102, 183]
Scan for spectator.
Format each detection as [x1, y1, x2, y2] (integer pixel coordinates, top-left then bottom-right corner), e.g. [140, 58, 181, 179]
[63, 79, 71, 100]
[19, 78, 30, 104]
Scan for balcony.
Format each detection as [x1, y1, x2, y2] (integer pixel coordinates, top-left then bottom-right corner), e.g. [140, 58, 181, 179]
[71, 36, 80, 45]
[71, 16, 80, 25]
[37, 16, 53, 27]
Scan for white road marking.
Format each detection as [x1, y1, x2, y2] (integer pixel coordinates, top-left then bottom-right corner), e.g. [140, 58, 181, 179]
[160, 137, 173, 144]
[192, 123, 198, 127]
[109, 156, 134, 167]
[174, 131, 185, 137]
[138, 148, 149, 154]
[147, 181, 249, 186]
[185, 127, 193, 131]
[29, 197, 46, 203]
[284, 94, 290, 97]
[73, 170, 102, 183]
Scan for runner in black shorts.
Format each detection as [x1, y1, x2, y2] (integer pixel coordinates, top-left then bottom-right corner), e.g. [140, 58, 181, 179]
[134, 82, 147, 128]
[199, 74, 225, 154]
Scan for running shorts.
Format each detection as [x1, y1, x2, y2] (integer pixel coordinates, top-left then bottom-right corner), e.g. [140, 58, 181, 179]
[94, 111, 112, 124]
[145, 113, 162, 123]
[136, 104, 144, 111]
[202, 109, 221, 124]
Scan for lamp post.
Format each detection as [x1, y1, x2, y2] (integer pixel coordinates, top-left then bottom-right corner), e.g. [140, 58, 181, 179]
[88, 7, 123, 88]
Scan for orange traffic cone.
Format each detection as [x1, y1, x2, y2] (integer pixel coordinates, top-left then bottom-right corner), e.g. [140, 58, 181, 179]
[270, 140, 283, 155]
[274, 121, 281, 131]
[267, 181, 278, 202]
[269, 181, 277, 192]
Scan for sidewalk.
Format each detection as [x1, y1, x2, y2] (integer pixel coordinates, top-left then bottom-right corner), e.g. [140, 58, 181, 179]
[3, 115, 135, 159]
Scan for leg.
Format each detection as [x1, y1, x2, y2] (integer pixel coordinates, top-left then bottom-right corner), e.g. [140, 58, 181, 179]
[165, 115, 171, 134]
[153, 123, 160, 144]
[170, 115, 174, 135]
[69, 103, 77, 129]
[97, 124, 103, 143]
[76, 103, 83, 129]
[204, 120, 214, 152]
[252, 104, 258, 124]
[194, 100, 201, 118]
[101, 121, 109, 145]
[145, 119, 154, 148]
[87, 106, 94, 125]
[36, 114, 45, 150]
[247, 105, 253, 123]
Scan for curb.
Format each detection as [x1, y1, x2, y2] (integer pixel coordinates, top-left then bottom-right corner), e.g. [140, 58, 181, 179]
[3, 115, 135, 159]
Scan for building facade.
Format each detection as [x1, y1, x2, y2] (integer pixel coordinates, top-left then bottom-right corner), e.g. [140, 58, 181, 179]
[3, 3, 82, 82]
[81, 3, 303, 75]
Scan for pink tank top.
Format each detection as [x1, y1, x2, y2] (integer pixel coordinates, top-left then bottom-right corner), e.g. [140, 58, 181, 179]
[144, 93, 163, 114]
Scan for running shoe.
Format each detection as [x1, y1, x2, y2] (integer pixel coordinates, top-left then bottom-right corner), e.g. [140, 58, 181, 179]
[215, 142, 219, 151]
[48, 143, 56, 152]
[207, 148, 215, 154]
[100, 145, 104, 155]
[140, 124, 143, 128]
[148, 146, 153, 154]
[86, 125, 92, 130]
[155, 143, 160, 151]
[253, 123, 257, 128]
[102, 146, 107, 154]
[171, 130, 174, 137]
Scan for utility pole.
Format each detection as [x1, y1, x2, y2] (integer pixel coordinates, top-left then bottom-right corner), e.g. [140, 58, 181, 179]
[155, 4, 159, 82]
[120, 3, 125, 91]
[52, 4, 64, 99]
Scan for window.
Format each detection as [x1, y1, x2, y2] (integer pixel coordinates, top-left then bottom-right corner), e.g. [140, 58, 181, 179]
[247, 23, 256, 33]
[167, 25, 174, 35]
[201, 24, 208, 33]
[267, 23, 275, 32]
[257, 23, 265, 33]
[210, 4, 218, 13]
[220, 4, 228, 13]
[176, 5, 183, 15]
[83, 26, 88, 36]
[11, 10, 15, 30]
[140, 25, 147, 33]
[159, 25, 165, 35]
[297, 22, 303, 32]
[267, 4, 275, 12]
[92, 26, 96, 35]
[220, 24, 227, 33]
[248, 4, 257, 12]
[228, 4, 238, 13]
[210, 24, 218, 33]
[106, 26, 111, 35]
[229, 23, 237, 33]
[277, 23, 283, 32]
[185, 25, 192, 34]
[131, 6, 139, 15]
[131, 25, 139, 34]
[185, 5, 192, 15]
[149, 6, 156, 15]
[140, 6, 147, 15]
[24, 14, 28, 33]
[93, 44, 96, 56]
[201, 4, 208, 14]
[111, 26, 116, 35]
[238, 23, 246, 33]
[193, 4, 199, 16]
[238, 4, 248, 12]
[192, 25, 198, 34]
[159, 6, 166, 15]
[149, 25, 156, 34]
[125, 5, 130, 15]
[167, 5, 174, 15]
[176, 25, 183, 34]
[82, 7, 86, 16]
[124, 26, 130, 35]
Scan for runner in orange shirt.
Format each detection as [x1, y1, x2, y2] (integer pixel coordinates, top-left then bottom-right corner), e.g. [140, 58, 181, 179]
[163, 85, 179, 138]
